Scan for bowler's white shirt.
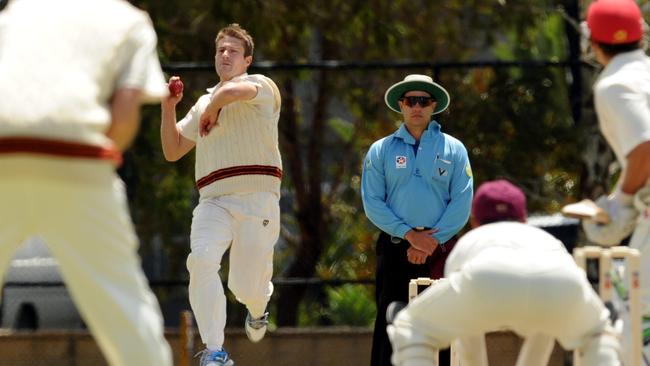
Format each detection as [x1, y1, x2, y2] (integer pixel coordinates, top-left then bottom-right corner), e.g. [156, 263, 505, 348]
[177, 73, 282, 198]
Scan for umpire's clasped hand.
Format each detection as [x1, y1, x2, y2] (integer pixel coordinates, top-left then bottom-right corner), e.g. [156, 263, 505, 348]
[404, 228, 439, 255]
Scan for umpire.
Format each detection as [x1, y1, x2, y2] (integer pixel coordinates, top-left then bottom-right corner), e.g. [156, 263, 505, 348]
[362, 74, 473, 366]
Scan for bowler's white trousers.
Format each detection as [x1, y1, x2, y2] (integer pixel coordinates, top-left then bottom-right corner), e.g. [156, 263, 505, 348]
[0, 156, 172, 366]
[187, 191, 280, 349]
[388, 248, 619, 366]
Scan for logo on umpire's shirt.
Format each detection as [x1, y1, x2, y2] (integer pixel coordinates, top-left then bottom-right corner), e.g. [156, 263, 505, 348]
[263, 219, 269, 227]
[465, 163, 473, 178]
[438, 168, 448, 176]
[395, 156, 407, 169]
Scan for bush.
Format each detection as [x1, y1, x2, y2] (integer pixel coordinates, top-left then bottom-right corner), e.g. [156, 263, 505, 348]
[326, 284, 376, 326]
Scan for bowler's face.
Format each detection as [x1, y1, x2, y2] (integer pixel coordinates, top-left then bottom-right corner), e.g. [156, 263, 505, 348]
[215, 36, 252, 81]
[399, 91, 436, 126]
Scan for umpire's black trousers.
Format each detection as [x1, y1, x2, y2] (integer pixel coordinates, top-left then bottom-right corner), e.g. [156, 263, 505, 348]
[371, 231, 450, 366]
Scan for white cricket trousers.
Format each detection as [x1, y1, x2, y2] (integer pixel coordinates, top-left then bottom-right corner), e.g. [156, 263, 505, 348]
[0, 156, 172, 366]
[388, 248, 620, 366]
[187, 191, 280, 349]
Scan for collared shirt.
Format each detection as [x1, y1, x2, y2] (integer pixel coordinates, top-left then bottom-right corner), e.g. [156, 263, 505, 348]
[177, 73, 282, 198]
[594, 49, 650, 169]
[361, 121, 473, 243]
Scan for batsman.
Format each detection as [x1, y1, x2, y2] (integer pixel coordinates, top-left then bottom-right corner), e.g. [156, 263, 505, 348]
[579, 0, 650, 364]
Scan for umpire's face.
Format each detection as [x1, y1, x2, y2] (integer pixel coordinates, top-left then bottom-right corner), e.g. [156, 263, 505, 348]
[398, 91, 436, 127]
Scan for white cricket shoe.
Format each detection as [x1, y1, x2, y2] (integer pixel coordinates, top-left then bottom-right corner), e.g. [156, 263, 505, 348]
[245, 311, 269, 343]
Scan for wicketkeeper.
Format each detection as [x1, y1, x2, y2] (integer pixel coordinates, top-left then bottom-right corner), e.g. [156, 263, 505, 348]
[388, 180, 621, 366]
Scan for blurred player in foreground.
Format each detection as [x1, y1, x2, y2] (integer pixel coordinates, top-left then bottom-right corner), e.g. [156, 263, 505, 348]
[160, 23, 282, 366]
[580, 0, 650, 363]
[0, 0, 172, 365]
[387, 180, 620, 366]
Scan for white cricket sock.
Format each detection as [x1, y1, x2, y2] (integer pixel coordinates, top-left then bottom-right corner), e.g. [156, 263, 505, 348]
[247, 304, 266, 319]
[207, 344, 222, 351]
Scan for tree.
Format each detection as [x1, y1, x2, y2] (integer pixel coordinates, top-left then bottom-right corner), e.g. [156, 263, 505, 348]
[128, 0, 611, 326]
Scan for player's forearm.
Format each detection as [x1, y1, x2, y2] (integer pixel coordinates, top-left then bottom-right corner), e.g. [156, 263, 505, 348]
[208, 89, 234, 111]
[433, 181, 472, 243]
[106, 120, 140, 152]
[621, 141, 650, 194]
[206, 82, 257, 113]
[160, 106, 183, 161]
[107, 89, 142, 151]
[432, 201, 471, 243]
[362, 198, 411, 238]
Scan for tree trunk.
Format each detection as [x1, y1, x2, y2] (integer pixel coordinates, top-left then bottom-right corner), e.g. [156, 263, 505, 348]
[561, 0, 582, 124]
[560, 0, 615, 198]
[275, 68, 330, 326]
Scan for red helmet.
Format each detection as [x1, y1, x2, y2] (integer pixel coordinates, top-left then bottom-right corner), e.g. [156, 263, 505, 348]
[587, 0, 643, 44]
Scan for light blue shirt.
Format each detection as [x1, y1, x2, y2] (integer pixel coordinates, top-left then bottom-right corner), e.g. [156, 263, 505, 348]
[361, 121, 473, 243]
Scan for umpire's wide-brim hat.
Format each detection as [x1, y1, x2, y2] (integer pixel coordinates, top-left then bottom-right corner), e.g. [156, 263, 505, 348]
[384, 74, 450, 115]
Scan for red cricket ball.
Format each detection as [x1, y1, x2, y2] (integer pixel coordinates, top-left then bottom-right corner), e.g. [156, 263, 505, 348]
[168, 77, 184, 96]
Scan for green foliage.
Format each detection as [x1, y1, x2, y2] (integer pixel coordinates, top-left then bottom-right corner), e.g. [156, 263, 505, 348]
[445, 6, 580, 213]
[327, 118, 355, 143]
[127, 0, 600, 325]
[325, 285, 376, 326]
[288, 284, 375, 326]
[296, 294, 328, 326]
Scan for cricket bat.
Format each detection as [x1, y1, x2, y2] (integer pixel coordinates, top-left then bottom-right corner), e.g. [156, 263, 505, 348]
[561, 199, 610, 224]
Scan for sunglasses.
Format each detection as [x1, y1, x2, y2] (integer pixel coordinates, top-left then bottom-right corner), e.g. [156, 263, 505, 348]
[400, 96, 436, 108]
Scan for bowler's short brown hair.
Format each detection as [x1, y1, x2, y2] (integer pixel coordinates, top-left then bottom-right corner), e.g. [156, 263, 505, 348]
[215, 23, 254, 57]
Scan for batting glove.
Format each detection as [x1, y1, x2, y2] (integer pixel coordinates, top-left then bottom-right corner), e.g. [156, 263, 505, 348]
[633, 184, 650, 215]
[582, 191, 638, 246]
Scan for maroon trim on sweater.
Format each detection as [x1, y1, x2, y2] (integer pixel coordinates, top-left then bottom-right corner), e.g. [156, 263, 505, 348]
[0, 137, 122, 164]
[196, 165, 282, 190]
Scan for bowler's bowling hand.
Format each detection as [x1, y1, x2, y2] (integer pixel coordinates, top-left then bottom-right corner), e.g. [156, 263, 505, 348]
[404, 229, 439, 256]
[162, 76, 183, 109]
